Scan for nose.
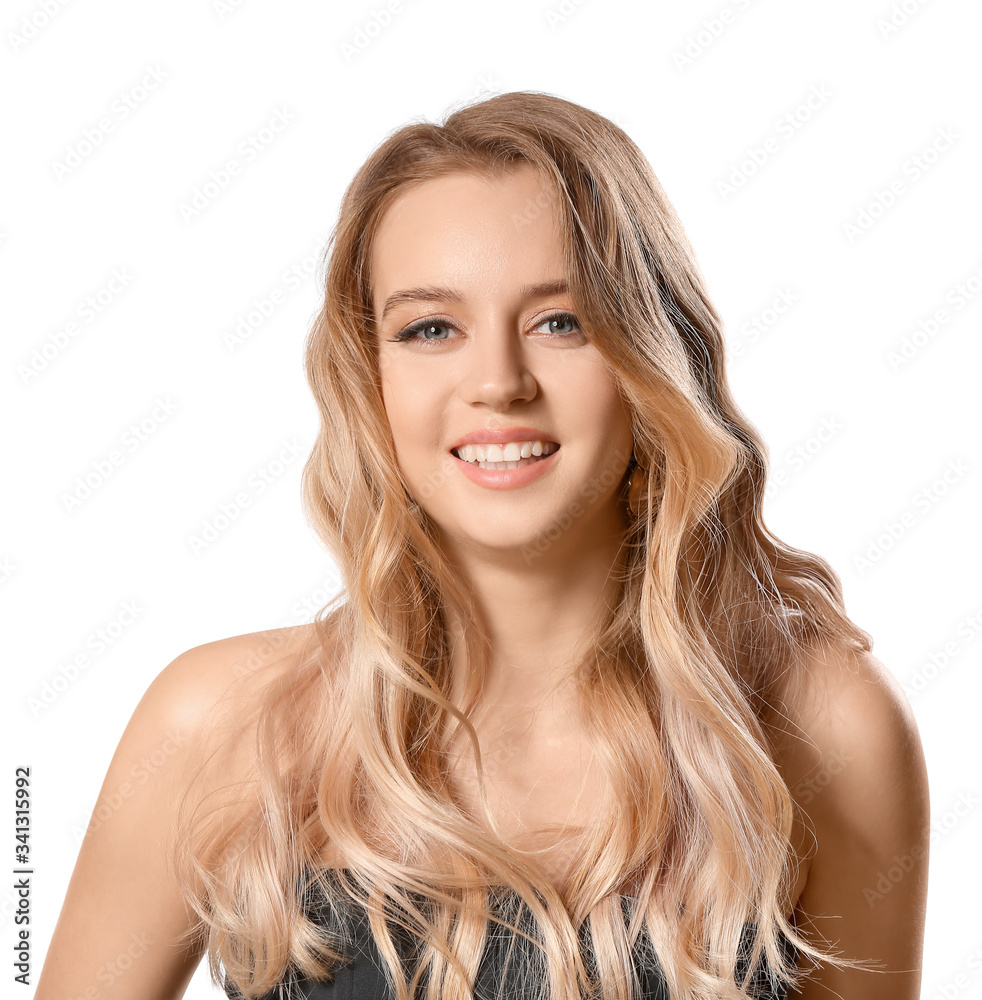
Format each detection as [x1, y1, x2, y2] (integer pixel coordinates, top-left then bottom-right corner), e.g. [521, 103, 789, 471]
[458, 320, 538, 409]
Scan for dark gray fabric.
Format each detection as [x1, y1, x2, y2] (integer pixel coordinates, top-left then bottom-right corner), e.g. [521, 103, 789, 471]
[224, 886, 797, 1000]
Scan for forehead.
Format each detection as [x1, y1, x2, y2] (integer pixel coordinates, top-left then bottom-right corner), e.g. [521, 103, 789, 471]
[369, 166, 567, 316]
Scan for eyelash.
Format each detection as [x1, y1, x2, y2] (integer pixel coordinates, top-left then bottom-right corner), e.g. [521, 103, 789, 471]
[388, 310, 584, 345]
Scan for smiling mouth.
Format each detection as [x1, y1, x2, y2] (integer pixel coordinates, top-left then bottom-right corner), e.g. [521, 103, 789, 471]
[451, 442, 560, 470]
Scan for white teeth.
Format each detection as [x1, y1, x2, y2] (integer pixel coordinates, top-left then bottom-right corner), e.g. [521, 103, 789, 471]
[454, 440, 558, 465]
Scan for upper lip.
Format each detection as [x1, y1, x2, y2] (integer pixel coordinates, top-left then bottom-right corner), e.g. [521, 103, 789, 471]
[450, 426, 559, 451]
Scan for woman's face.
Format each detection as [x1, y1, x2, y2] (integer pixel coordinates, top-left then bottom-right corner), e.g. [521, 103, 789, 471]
[370, 164, 635, 558]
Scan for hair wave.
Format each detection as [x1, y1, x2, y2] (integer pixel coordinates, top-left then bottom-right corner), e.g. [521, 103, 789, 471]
[173, 90, 879, 1000]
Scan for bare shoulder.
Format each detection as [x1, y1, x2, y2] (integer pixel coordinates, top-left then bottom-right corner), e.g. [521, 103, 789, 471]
[766, 636, 930, 999]
[34, 621, 332, 1000]
[166, 621, 336, 760]
[767, 637, 927, 818]
[154, 622, 325, 721]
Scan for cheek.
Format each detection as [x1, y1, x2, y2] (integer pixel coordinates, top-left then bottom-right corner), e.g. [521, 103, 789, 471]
[379, 363, 445, 459]
[379, 359, 416, 430]
[558, 364, 632, 441]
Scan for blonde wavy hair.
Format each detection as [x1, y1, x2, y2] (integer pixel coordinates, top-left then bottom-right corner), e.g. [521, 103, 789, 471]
[173, 91, 878, 1000]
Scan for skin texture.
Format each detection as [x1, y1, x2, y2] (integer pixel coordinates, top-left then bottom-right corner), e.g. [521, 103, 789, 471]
[35, 166, 929, 1000]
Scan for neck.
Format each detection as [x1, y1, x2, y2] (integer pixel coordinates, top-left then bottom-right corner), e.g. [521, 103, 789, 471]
[439, 502, 631, 716]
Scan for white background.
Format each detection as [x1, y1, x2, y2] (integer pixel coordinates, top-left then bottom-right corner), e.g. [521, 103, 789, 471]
[3, 1, 980, 997]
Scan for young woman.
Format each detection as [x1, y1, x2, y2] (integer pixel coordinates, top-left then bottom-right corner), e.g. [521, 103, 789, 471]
[36, 91, 929, 1000]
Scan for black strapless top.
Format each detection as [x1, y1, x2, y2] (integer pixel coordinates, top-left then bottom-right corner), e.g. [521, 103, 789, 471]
[223, 885, 797, 1000]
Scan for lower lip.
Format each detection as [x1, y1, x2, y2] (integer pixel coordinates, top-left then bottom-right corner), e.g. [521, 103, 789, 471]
[451, 447, 559, 489]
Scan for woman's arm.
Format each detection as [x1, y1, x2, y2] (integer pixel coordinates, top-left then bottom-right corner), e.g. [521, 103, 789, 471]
[783, 640, 930, 1000]
[34, 632, 294, 1000]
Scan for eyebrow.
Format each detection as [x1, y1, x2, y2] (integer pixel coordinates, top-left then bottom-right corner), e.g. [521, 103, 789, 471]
[379, 279, 570, 320]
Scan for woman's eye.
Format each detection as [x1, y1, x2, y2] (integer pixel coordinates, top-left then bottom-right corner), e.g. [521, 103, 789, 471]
[391, 320, 456, 344]
[534, 312, 582, 338]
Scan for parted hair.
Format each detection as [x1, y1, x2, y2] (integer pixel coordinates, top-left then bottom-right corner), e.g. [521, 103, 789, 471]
[172, 90, 878, 1000]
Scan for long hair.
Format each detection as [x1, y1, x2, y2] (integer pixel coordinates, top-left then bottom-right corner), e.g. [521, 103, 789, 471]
[173, 90, 879, 1000]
